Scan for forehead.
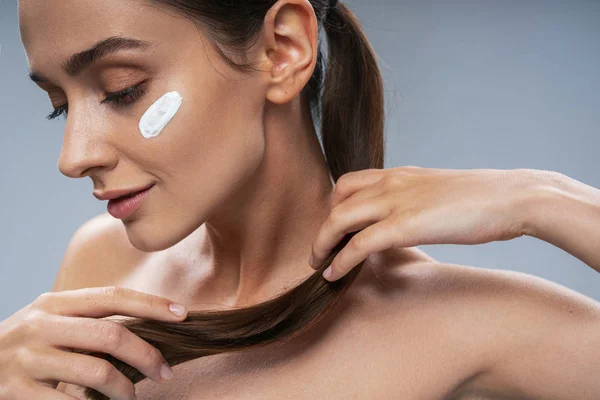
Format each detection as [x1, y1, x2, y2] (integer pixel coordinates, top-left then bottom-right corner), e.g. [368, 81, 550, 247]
[19, 0, 196, 74]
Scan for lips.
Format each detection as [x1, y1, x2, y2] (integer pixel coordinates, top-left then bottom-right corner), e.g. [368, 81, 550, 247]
[93, 184, 155, 201]
[117, 190, 141, 200]
[106, 184, 154, 219]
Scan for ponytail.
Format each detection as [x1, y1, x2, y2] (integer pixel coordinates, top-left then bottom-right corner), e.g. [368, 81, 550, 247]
[82, 2, 385, 399]
[321, 1, 385, 180]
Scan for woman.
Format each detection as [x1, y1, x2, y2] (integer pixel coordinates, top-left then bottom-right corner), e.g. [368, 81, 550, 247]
[1, 0, 598, 399]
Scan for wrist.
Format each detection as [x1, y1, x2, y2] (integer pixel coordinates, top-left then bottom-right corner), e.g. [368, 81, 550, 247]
[517, 169, 569, 239]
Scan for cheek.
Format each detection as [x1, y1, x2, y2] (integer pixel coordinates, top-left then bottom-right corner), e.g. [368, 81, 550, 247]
[177, 82, 265, 160]
[140, 76, 266, 184]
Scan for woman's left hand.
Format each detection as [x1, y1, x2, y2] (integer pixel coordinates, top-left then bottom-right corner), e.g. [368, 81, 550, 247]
[310, 166, 549, 281]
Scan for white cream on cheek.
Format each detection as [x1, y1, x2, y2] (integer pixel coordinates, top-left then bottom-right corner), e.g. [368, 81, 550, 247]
[138, 91, 183, 138]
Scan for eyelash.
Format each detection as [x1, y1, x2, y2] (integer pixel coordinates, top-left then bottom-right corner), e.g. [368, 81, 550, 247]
[46, 81, 149, 121]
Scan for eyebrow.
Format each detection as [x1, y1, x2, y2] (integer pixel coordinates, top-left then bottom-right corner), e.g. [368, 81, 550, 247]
[28, 36, 152, 83]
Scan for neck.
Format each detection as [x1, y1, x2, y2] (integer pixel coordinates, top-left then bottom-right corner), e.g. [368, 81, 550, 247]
[194, 96, 335, 307]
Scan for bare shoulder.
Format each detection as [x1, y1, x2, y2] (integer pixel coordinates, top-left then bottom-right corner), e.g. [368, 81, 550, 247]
[371, 254, 600, 320]
[52, 213, 150, 395]
[374, 258, 600, 399]
[51, 212, 147, 292]
[442, 263, 600, 400]
[384, 258, 599, 314]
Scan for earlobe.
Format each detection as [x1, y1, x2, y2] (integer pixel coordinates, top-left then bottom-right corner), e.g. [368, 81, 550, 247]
[262, 0, 318, 105]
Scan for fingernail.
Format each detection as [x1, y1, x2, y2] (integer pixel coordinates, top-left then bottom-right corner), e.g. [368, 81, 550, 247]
[323, 266, 333, 280]
[160, 363, 174, 381]
[309, 254, 314, 267]
[169, 303, 187, 317]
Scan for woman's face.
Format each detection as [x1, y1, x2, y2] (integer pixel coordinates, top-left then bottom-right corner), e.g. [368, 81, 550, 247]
[19, 0, 272, 251]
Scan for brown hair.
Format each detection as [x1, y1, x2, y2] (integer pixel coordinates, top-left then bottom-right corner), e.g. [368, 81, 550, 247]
[80, 1, 384, 398]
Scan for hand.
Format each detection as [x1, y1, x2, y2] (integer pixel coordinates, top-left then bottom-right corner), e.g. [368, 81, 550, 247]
[310, 166, 546, 281]
[0, 287, 188, 400]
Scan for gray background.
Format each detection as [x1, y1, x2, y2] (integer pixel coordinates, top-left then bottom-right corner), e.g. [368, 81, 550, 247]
[1, 0, 599, 321]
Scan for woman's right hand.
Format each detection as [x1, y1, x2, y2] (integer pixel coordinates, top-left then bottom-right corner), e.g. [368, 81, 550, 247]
[0, 286, 189, 400]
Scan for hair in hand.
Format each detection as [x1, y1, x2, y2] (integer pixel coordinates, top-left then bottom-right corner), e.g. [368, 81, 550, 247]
[77, 1, 385, 398]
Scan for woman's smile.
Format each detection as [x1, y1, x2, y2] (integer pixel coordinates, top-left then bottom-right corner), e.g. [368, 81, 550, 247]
[106, 183, 155, 219]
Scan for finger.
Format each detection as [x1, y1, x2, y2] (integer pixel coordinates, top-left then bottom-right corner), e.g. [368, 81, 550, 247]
[323, 217, 412, 281]
[15, 381, 79, 400]
[331, 169, 386, 208]
[43, 314, 170, 384]
[24, 346, 136, 400]
[35, 286, 188, 321]
[311, 175, 389, 269]
[311, 197, 392, 270]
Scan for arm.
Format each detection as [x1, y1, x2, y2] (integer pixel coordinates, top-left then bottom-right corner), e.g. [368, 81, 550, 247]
[431, 264, 600, 400]
[521, 170, 600, 273]
[474, 271, 600, 399]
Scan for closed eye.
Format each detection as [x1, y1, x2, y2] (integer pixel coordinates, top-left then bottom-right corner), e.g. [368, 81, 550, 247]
[46, 80, 149, 121]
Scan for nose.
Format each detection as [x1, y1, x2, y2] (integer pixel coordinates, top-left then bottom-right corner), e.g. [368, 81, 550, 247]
[57, 110, 119, 179]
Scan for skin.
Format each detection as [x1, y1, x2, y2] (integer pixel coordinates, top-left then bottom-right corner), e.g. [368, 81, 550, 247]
[18, 1, 462, 398]
[19, 0, 342, 307]
[17, 0, 600, 399]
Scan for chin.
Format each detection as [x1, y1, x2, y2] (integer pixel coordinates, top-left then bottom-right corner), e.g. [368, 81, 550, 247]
[123, 219, 181, 253]
[123, 214, 203, 253]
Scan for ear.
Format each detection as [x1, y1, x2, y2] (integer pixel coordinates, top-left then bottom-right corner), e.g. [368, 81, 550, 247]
[261, 0, 319, 105]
